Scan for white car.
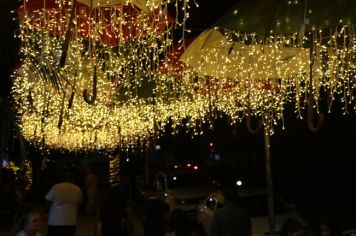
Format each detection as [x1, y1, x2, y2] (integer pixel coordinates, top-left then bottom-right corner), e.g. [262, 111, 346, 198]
[197, 187, 305, 236]
[154, 168, 217, 215]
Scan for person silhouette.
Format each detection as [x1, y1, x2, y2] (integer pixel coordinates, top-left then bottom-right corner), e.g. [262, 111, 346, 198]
[45, 170, 83, 236]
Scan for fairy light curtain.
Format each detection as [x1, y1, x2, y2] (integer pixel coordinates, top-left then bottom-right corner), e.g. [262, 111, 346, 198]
[108, 154, 120, 186]
[179, 0, 356, 133]
[12, 0, 202, 151]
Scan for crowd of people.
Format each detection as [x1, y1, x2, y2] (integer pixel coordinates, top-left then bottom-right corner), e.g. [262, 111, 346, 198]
[2, 167, 346, 236]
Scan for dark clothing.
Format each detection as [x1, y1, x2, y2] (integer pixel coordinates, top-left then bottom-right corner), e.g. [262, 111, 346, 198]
[166, 209, 198, 236]
[211, 202, 251, 236]
[48, 225, 76, 236]
[98, 192, 129, 236]
[144, 197, 169, 236]
[99, 217, 129, 236]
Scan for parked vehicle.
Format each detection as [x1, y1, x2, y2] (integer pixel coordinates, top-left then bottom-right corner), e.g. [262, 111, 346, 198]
[197, 187, 305, 236]
[154, 164, 217, 215]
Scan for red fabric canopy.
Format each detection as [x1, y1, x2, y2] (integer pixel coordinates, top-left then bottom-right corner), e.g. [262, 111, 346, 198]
[18, 0, 174, 45]
[159, 37, 195, 75]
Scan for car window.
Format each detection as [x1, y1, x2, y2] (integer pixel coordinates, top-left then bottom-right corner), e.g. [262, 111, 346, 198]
[166, 172, 210, 189]
[205, 198, 216, 210]
[238, 194, 290, 217]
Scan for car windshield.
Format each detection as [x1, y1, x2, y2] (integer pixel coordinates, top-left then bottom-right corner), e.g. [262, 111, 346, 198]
[167, 172, 210, 189]
[239, 195, 290, 217]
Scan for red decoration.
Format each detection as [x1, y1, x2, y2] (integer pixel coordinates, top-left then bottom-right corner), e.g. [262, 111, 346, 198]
[18, 0, 174, 45]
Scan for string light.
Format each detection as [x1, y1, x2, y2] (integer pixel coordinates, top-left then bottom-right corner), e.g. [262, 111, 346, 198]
[13, 0, 201, 151]
[2, 160, 32, 189]
[15, 0, 355, 150]
[108, 154, 120, 186]
[4, 161, 21, 175]
[179, 26, 356, 133]
[24, 160, 33, 190]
